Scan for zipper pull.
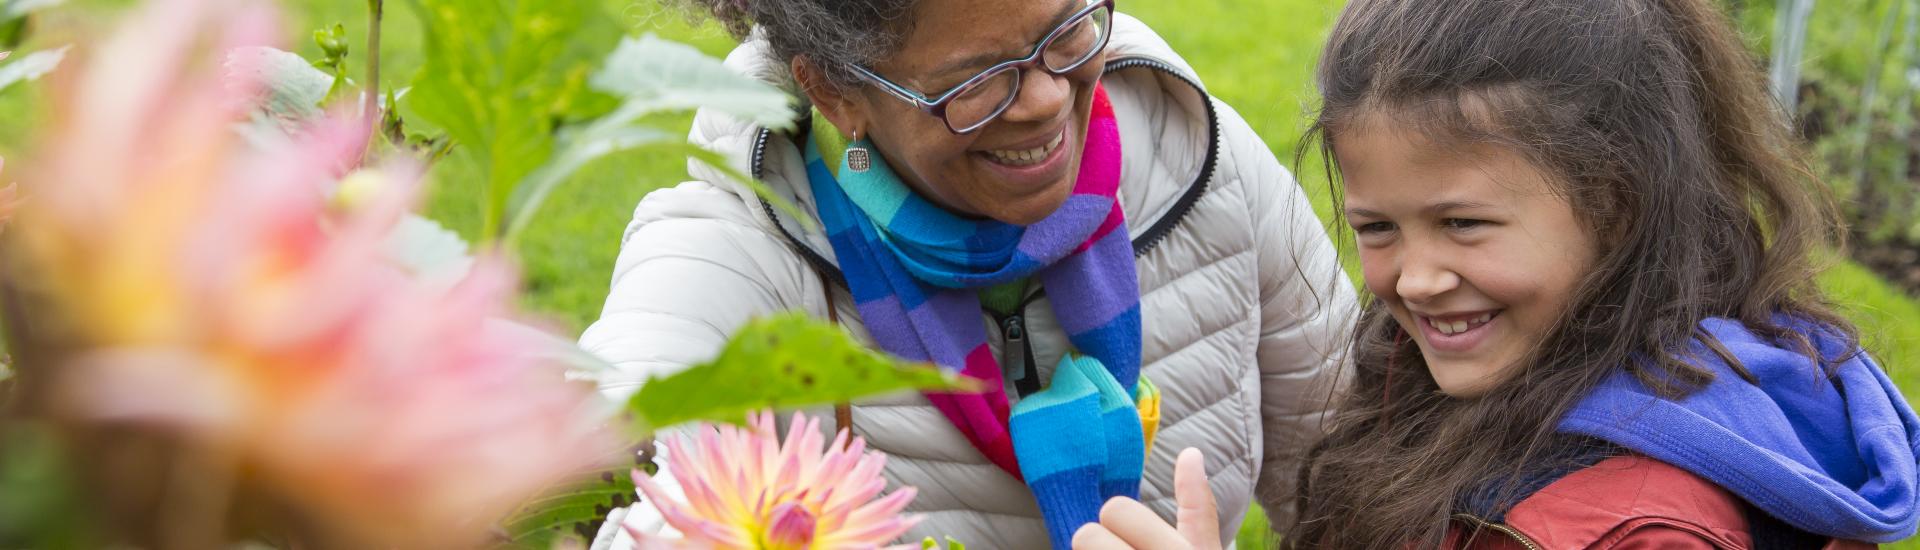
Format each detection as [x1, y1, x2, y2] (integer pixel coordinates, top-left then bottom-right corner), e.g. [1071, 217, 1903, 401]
[1003, 314, 1042, 398]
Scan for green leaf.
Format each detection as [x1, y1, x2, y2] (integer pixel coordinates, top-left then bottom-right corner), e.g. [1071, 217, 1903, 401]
[682, 144, 816, 232]
[0, 45, 64, 94]
[497, 441, 652, 549]
[225, 46, 334, 125]
[589, 34, 794, 129]
[499, 34, 796, 243]
[626, 313, 977, 432]
[403, 0, 621, 243]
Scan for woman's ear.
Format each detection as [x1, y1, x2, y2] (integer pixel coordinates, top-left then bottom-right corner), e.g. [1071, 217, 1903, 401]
[793, 57, 869, 138]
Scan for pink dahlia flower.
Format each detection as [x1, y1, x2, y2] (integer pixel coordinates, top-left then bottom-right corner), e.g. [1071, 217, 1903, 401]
[630, 411, 921, 550]
[1, 0, 612, 546]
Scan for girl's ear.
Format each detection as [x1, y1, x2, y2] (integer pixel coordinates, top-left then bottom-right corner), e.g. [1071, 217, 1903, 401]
[793, 57, 870, 138]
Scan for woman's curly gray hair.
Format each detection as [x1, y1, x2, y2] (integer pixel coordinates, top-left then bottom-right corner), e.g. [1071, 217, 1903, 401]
[678, 0, 918, 92]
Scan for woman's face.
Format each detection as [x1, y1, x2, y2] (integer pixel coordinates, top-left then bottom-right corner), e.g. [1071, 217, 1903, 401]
[1335, 119, 1598, 398]
[808, 0, 1105, 226]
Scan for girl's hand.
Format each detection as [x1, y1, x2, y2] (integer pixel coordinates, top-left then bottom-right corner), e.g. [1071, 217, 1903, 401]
[1071, 448, 1222, 550]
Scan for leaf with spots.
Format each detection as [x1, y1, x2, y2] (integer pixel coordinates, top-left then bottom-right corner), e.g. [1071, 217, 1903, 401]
[626, 312, 977, 432]
[496, 439, 654, 549]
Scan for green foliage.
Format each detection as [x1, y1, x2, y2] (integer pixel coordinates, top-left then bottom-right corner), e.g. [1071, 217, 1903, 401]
[0, 0, 62, 47]
[626, 313, 977, 433]
[402, 0, 622, 242]
[498, 448, 647, 550]
[0, 45, 63, 94]
[311, 22, 350, 102]
[1822, 257, 1920, 370]
[501, 33, 795, 242]
[0, 423, 89, 549]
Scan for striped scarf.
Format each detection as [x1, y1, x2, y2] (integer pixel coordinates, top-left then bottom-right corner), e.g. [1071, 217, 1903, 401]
[807, 84, 1146, 548]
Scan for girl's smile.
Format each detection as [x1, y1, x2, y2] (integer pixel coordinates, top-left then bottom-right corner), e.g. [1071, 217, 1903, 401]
[1415, 309, 1500, 353]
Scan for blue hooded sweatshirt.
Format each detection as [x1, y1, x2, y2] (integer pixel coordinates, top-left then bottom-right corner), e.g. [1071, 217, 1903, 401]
[1557, 317, 1920, 543]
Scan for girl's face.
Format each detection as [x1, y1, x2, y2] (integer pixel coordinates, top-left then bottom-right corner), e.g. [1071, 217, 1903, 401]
[1336, 120, 1598, 398]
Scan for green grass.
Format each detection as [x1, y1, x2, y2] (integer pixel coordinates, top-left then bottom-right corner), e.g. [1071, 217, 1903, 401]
[1, 0, 1917, 548]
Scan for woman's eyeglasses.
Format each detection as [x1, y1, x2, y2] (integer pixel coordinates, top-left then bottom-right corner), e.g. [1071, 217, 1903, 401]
[850, 0, 1116, 135]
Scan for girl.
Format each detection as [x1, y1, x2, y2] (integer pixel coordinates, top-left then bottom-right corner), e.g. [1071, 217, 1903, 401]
[1073, 0, 1920, 548]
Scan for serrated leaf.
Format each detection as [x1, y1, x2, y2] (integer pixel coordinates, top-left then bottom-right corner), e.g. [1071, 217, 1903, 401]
[499, 34, 797, 243]
[225, 46, 334, 126]
[498, 441, 650, 549]
[627, 313, 977, 432]
[0, 45, 64, 94]
[590, 34, 794, 129]
[404, 0, 621, 242]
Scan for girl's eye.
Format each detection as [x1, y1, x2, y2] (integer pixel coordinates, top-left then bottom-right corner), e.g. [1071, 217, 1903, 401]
[1442, 218, 1486, 231]
[1355, 221, 1396, 235]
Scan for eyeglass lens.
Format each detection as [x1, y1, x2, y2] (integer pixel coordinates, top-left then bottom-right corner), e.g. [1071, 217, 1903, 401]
[945, 6, 1110, 132]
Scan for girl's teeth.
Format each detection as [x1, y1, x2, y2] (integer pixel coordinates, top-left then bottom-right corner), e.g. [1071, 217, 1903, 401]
[1433, 314, 1494, 335]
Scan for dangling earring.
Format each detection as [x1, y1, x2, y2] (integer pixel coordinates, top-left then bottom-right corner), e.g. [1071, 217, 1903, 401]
[847, 129, 871, 173]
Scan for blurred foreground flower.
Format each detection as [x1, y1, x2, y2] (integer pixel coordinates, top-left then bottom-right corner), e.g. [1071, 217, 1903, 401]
[0, 0, 612, 547]
[628, 411, 920, 550]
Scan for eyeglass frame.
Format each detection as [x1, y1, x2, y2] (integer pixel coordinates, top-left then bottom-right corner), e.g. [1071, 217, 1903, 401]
[846, 0, 1117, 135]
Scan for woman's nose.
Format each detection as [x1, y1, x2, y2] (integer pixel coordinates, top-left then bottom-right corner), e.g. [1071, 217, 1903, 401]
[997, 66, 1072, 123]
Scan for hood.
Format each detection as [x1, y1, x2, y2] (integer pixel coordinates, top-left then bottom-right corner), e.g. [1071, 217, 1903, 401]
[1559, 317, 1920, 542]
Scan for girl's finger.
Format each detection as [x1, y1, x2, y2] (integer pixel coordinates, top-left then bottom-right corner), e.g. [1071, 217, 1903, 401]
[1098, 496, 1191, 549]
[1173, 448, 1222, 549]
[1071, 522, 1132, 549]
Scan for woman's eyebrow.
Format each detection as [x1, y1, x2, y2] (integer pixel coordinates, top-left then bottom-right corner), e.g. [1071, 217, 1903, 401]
[927, 1, 1087, 78]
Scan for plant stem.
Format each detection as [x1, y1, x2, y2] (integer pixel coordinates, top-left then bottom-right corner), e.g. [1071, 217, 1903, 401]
[365, 0, 384, 122]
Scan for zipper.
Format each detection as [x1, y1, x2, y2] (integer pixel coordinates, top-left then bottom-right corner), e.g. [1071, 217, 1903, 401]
[1100, 56, 1220, 259]
[752, 55, 1223, 293]
[996, 311, 1042, 398]
[1451, 514, 1543, 550]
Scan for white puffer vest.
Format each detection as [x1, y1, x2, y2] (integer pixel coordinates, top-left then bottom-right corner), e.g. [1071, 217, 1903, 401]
[580, 13, 1357, 549]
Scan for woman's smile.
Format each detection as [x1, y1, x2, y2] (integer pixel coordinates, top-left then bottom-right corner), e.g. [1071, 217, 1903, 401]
[975, 122, 1075, 191]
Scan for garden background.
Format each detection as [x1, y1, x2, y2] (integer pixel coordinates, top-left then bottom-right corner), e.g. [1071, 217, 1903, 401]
[1, 0, 1916, 547]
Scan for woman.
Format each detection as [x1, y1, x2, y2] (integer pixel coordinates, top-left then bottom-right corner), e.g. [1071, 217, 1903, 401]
[580, 0, 1355, 546]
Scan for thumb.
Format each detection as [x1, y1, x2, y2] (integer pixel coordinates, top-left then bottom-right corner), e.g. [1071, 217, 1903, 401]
[1174, 447, 1221, 549]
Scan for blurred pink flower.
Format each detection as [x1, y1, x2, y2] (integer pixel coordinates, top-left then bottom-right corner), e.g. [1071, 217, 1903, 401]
[629, 411, 921, 550]
[3, 0, 612, 546]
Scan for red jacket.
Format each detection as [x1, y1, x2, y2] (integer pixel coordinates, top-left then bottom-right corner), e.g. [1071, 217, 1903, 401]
[1446, 455, 1878, 549]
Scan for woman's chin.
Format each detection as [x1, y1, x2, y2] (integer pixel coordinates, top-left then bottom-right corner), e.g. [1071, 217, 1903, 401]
[985, 180, 1077, 226]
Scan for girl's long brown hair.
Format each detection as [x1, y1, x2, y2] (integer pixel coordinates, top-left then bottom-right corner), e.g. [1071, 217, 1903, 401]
[1286, 0, 1856, 547]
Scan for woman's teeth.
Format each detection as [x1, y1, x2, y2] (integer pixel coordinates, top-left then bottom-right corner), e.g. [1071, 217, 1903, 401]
[1433, 312, 1494, 335]
[985, 130, 1065, 166]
